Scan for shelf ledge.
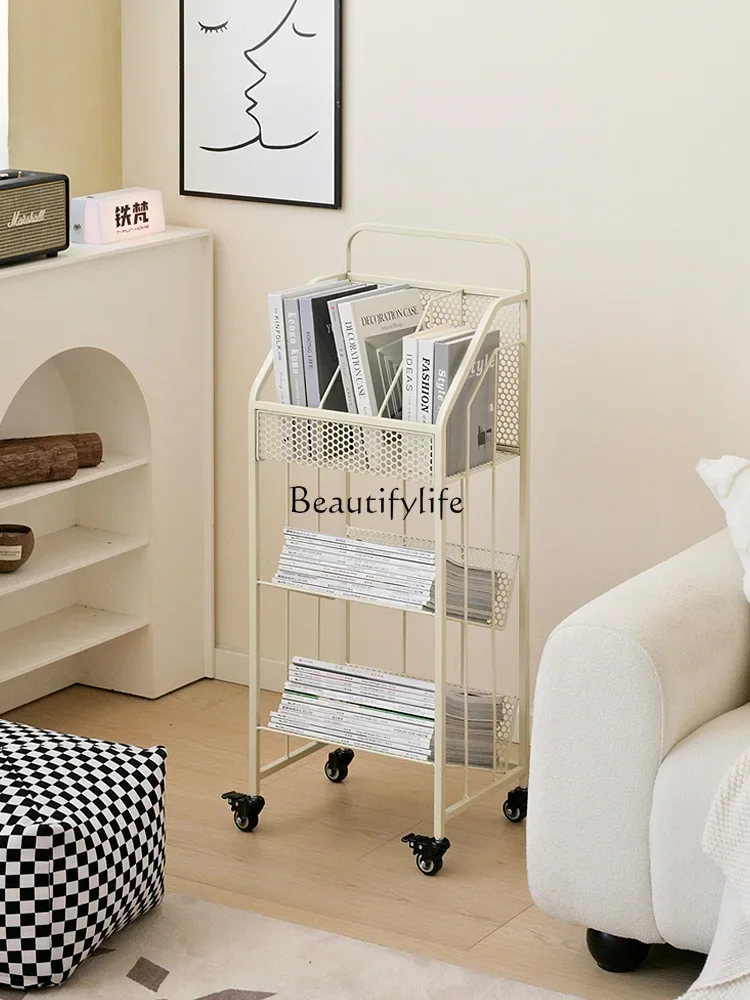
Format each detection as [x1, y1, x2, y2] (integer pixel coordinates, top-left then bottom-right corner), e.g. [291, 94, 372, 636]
[0, 605, 149, 683]
[0, 527, 148, 598]
[0, 454, 149, 511]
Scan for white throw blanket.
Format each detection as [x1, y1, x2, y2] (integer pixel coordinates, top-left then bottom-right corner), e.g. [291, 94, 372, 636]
[680, 746, 750, 998]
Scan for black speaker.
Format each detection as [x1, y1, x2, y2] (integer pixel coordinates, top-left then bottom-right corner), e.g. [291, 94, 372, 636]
[0, 170, 69, 265]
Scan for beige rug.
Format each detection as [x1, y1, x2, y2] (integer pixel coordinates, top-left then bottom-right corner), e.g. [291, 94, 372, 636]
[26, 894, 582, 1000]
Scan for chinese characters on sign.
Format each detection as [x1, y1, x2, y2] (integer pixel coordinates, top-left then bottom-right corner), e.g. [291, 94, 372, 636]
[115, 201, 150, 230]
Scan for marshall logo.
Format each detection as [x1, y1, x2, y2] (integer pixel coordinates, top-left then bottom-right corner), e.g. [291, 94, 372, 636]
[7, 208, 46, 229]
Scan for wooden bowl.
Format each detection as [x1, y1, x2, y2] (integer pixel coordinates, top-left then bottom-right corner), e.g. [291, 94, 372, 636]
[0, 524, 35, 573]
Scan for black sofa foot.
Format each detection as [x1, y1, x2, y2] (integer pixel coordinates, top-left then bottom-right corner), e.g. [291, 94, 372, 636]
[586, 929, 651, 973]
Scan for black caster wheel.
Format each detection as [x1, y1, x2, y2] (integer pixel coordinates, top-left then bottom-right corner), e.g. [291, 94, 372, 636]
[503, 786, 528, 823]
[586, 929, 651, 973]
[401, 833, 450, 876]
[234, 811, 259, 832]
[221, 791, 265, 833]
[325, 748, 354, 783]
[416, 853, 443, 876]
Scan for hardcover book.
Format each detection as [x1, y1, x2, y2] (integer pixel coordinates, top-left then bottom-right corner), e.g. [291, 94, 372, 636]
[415, 326, 472, 425]
[336, 287, 423, 416]
[432, 329, 476, 421]
[284, 295, 308, 406]
[298, 281, 369, 409]
[328, 285, 407, 414]
[268, 279, 343, 404]
[444, 326, 503, 477]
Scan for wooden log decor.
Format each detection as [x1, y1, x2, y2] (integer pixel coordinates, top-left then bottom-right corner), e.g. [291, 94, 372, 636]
[0, 440, 79, 490]
[3, 433, 103, 468]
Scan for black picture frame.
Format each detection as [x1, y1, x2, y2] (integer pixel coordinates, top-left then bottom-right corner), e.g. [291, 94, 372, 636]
[179, 0, 342, 210]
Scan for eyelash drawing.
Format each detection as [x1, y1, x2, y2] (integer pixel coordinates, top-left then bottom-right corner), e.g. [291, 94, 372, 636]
[292, 24, 317, 38]
[198, 20, 229, 33]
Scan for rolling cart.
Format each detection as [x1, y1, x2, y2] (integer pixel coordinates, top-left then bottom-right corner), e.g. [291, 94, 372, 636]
[224, 225, 531, 875]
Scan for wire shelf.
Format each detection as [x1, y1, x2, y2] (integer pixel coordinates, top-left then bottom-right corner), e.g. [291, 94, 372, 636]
[264, 690, 518, 772]
[345, 525, 518, 629]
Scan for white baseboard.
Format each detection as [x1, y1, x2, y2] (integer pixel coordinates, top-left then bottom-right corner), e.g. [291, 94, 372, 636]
[214, 648, 286, 692]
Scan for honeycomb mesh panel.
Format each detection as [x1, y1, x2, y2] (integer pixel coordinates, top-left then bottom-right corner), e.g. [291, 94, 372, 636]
[256, 413, 435, 483]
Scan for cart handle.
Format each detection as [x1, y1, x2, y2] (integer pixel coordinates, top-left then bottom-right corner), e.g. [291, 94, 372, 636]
[344, 224, 530, 294]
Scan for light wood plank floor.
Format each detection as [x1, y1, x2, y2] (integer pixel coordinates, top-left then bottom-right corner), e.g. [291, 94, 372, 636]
[8, 680, 704, 1000]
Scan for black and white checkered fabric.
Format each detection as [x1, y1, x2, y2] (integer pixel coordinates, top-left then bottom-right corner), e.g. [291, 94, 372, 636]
[0, 720, 166, 989]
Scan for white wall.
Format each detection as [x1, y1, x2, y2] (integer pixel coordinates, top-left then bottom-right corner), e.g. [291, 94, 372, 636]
[9, 0, 122, 195]
[0, 0, 7, 166]
[122, 1, 750, 678]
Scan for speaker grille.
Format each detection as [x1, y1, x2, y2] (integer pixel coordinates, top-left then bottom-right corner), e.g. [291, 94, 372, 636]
[0, 180, 68, 262]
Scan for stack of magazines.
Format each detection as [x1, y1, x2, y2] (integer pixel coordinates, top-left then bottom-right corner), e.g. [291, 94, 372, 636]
[268, 656, 516, 768]
[273, 529, 436, 612]
[425, 557, 497, 624]
[274, 528, 500, 624]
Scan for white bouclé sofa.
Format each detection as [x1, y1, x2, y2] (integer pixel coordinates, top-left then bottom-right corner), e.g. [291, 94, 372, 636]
[527, 529, 750, 972]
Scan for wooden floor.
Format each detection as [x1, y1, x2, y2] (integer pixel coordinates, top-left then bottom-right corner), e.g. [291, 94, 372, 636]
[8, 680, 703, 1000]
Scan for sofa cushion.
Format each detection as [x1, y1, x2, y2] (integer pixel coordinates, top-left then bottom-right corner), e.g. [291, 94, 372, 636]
[697, 456, 750, 604]
[651, 702, 750, 953]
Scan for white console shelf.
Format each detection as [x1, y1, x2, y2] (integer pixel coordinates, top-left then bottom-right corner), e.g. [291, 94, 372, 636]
[0, 228, 214, 711]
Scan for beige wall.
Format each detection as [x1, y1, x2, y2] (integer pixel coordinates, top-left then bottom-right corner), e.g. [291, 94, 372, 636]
[8, 0, 122, 195]
[122, 2, 750, 679]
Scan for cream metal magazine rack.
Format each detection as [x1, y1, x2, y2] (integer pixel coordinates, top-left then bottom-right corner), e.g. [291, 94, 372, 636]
[224, 225, 531, 877]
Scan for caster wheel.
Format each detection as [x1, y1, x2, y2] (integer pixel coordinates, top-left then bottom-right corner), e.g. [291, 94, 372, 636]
[401, 833, 450, 875]
[234, 811, 259, 832]
[416, 853, 443, 876]
[325, 748, 354, 783]
[503, 786, 528, 823]
[221, 791, 265, 833]
[324, 761, 348, 783]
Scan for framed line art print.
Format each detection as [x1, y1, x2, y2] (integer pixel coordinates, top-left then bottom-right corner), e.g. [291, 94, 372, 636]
[180, 0, 342, 209]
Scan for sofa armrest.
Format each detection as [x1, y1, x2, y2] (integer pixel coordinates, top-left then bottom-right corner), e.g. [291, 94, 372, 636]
[527, 529, 750, 943]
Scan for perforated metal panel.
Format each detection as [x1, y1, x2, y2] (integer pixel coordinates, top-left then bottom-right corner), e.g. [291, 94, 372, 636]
[493, 304, 522, 452]
[256, 412, 436, 482]
[493, 696, 519, 773]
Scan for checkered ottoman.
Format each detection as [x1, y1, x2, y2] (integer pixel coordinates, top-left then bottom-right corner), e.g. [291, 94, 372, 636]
[0, 720, 166, 989]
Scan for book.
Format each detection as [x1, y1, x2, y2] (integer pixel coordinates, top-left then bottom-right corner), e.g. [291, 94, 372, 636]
[284, 295, 308, 406]
[432, 329, 475, 421]
[444, 326, 504, 477]
[299, 282, 374, 409]
[329, 285, 409, 415]
[297, 280, 352, 408]
[415, 326, 474, 425]
[401, 329, 436, 423]
[268, 280, 343, 404]
[336, 287, 423, 416]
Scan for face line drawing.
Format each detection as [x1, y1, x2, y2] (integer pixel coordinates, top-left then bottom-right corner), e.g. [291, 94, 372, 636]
[199, 0, 320, 154]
